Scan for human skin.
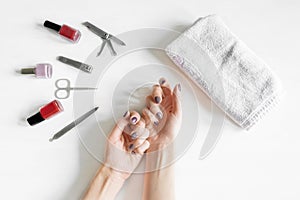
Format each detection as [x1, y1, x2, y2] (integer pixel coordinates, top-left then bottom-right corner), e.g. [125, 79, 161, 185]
[82, 111, 150, 200]
[82, 78, 182, 200]
[142, 78, 182, 200]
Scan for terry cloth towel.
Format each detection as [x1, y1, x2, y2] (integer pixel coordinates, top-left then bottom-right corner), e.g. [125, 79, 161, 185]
[166, 15, 283, 130]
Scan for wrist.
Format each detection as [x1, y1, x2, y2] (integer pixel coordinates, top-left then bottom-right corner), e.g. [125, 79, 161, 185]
[82, 165, 126, 200]
[102, 164, 132, 181]
[145, 144, 174, 172]
[147, 144, 167, 152]
[99, 165, 127, 182]
[147, 134, 174, 152]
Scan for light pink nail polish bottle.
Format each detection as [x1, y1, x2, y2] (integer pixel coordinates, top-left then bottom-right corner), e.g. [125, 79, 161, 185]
[21, 63, 53, 79]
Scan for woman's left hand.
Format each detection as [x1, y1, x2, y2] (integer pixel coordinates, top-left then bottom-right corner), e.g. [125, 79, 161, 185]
[104, 110, 150, 180]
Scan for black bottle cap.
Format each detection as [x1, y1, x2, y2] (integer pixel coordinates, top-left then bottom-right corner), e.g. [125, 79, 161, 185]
[27, 112, 45, 126]
[44, 20, 61, 32]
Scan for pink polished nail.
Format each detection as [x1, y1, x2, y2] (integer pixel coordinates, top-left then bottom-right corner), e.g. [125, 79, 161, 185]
[21, 63, 53, 79]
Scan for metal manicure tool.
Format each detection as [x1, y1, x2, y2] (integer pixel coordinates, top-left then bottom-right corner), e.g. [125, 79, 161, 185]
[49, 107, 99, 142]
[82, 22, 126, 56]
[54, 78, 97, 99]
[57, 56, 93, 73]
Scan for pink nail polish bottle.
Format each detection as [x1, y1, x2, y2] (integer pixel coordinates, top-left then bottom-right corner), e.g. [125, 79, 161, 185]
[43, 20, 81, 43]
[21, 63, 53, 79]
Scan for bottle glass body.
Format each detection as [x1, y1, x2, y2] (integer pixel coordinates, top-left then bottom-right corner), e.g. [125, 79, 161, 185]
[59, 25, 81, 43]
[35, 63, 53, 78]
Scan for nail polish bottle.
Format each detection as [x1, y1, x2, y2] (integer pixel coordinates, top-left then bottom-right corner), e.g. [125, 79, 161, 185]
[27, 100, 64, 126]
[43, 20, 81, 43]
[21, 63, 53, 79]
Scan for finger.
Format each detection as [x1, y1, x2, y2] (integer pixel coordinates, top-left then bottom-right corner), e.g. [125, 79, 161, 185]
[129, 111, 140, 125]
[159, 77, 172, 97]
[109, 117, 129, 142]
[172, 83, 182, 117]
[122, 110, 135, 135]
[122, 110, 130, 118]
[152, 84, 163, 104]
[129, 119, 146, 140]
[135, 118, 146, 128]
[129, 117, 145, 130]
[135, 140, 150, 155]
[145, 96, 163, 120]
[145, 95, 153, 108]
[142, 108, 159, 127]
[159, 77, 167, 85]
[111, 111, 141, 140]
[128, 139, 142, 151]
[137, 127, 150, 140]
[129, 129, 150, 151]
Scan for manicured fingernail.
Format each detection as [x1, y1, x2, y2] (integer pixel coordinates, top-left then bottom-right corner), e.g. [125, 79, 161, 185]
[159, 78, 166, 85]
[154, 121, 159, 126]
[123, 111, 129, 117]
[129, 144, 134, 149]
[156, 112, 163, 120]
[178, 83, 181, 92]
[131, 117, 137, 124]
[131, 132, 137, 140]
[155, 96, 161, 104]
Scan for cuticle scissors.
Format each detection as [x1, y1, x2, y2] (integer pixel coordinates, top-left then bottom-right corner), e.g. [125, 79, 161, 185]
[54, 78, 97, 99]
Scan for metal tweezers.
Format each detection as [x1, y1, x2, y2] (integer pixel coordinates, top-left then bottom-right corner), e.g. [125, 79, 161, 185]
[82, 22, 126, 56]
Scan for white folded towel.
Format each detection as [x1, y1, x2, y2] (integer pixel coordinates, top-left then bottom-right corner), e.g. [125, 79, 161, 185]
[166, 15, 283, 130]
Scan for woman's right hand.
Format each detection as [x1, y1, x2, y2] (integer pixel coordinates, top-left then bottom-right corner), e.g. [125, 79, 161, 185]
[142, 78, 182, 152]
[142, 78, 180, 200]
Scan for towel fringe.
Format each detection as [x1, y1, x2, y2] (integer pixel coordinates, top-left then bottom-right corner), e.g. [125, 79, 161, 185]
[241, 92, 282, 130]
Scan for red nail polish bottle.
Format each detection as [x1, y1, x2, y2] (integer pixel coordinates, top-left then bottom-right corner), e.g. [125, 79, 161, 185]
[27, 100, 64, 126]
[43, 20, 81, 43]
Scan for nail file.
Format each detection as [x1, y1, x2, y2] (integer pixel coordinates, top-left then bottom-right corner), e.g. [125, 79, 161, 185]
[57, 56, 93, 73]
[49, 107, 99, 142]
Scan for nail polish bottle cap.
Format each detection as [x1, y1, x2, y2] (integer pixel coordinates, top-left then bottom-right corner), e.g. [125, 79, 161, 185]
[27, 112, 45, 126]
[44, 20, 61, 32]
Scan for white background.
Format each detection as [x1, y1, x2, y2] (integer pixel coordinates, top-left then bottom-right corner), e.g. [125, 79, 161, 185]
[0, 0, 299, 199]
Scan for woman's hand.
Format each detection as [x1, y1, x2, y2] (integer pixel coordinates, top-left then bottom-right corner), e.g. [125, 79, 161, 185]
[142, 78, 181, 200]
[83, 111, 150, 200]
[142, 78, 182, 152]
[104, 110, 150, 180]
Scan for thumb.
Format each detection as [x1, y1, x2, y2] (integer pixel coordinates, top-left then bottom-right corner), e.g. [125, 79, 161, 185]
[109, 111, 130, 142]
[172, 83, 182, 118]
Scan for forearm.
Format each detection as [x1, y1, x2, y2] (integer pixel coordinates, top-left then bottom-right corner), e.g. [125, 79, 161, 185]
[143, 164, 175, 200]
[82, 165, 125, 200]
[142, 145, 175, 200]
